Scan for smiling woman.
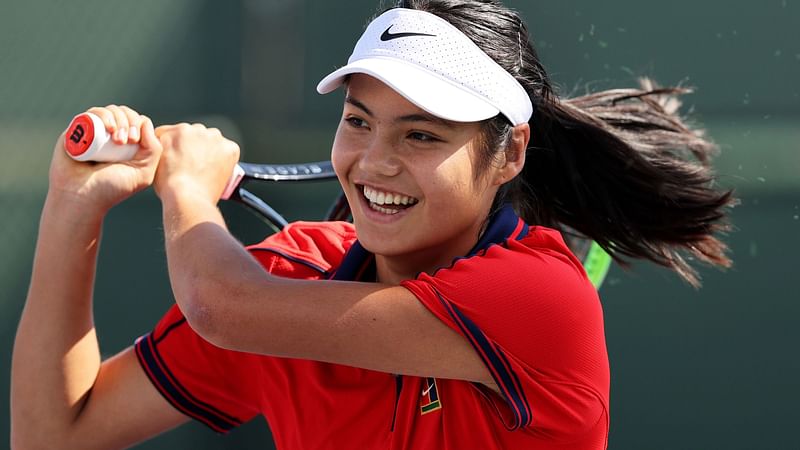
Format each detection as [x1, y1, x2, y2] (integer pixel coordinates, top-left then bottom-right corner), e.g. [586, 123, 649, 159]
[332, 75, 505, 277]
[11, 1, 734, 450]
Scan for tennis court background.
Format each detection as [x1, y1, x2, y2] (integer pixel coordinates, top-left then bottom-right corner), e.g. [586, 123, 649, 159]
[1, 1, 798, 448]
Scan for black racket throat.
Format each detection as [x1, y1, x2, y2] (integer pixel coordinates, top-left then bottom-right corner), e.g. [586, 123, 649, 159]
[238, 161, 336, 182]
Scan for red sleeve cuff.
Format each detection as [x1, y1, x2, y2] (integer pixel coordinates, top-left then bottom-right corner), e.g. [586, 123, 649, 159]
[135, 330, 244, 434]
[402, 280, 533, 430]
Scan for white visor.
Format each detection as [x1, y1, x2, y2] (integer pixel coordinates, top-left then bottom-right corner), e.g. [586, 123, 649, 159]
[317, 8, 533, 126]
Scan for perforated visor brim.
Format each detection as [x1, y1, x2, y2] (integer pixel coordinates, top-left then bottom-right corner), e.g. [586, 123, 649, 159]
[317, 57, 502, 124]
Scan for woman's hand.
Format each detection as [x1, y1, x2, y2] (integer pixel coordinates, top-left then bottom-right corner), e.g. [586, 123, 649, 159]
[48, 105, 162, 216]
[13, 105, 186, 450]
[153, 123, 240, 205]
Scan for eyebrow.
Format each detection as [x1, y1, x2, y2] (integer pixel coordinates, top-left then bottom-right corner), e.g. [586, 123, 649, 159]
[344, 95, 456, 129]
[344, 96, 373, 116]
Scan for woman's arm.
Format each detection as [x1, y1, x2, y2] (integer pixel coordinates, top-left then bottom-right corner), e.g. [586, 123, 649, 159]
[154, 124, 496, 387]
[11, 108, 187, 450]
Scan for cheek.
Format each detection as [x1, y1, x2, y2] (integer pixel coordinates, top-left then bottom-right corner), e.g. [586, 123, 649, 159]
[330, 130, 365, 210]
[423, 152, 479, 199]
[330, 128, 351, 181]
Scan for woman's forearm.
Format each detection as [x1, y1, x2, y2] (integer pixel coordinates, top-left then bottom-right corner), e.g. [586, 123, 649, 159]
[11, 193, 106, 446]
[160, 191, 263, 343]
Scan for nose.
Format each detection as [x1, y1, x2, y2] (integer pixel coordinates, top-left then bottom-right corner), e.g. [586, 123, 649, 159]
[358, 134, 402, 177]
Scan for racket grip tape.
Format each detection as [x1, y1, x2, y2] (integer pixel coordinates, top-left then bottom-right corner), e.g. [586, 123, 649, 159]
[64, 112, 244, 200]
[65, 112, 137, 162]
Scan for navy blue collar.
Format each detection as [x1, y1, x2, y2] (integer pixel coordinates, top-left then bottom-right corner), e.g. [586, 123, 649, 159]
[331, 204, 527, 282]
[466, 203, 527, 257]
[330, 240, 376, 281]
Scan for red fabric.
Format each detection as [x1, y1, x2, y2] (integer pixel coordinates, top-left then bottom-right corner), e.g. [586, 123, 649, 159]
[401, 228, 609, 448]
[136, 221, 609, 449]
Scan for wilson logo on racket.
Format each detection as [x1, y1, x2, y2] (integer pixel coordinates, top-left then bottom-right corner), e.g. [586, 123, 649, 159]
[69, 124, 86, 144]
[420, 377, 441, 415]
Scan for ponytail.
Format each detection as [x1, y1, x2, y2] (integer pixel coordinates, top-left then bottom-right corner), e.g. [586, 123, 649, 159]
[505, 81, 734, 286]
[399, 0, 736, 286]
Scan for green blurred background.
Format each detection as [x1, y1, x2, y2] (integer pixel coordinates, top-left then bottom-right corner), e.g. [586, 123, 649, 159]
[2, 1, 798, 448]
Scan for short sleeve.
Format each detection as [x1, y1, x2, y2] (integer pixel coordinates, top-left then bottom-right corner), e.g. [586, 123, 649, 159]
[135, 221, 358, 433]
[135, 304, 262, 433]
[246, 221, 357, 278]
[401, 235, 609, 437]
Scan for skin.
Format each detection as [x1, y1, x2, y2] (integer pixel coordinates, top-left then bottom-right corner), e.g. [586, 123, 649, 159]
[11, 75, 530, 449]
[11, 105, 189, 450]
[336, 75, 516, 284]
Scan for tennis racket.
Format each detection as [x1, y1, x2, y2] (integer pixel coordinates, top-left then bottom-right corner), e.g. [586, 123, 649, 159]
[64, 114, 611, 289]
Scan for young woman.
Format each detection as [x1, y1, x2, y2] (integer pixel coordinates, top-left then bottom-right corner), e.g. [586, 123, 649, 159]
[11, 1, 734, 449]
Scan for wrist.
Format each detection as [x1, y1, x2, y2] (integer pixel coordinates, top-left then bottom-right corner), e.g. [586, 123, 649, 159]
[159, 185, 218, 213]
[160, 188, 226, 241]
[38, 194, 105, 250]
[43, 189, 109, 226]
[156, 175, 218, 208]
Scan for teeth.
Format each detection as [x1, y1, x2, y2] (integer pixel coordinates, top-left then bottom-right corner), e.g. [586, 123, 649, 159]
[372, 205, 401, 215]
[363, 185, 418, 206]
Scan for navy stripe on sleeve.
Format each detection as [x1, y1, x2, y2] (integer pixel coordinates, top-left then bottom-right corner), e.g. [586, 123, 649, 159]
[135, 333, 243, 433]
[249, 247, 329, 275]
[154, 317, 186, 344]
[433, 290, 533, 430]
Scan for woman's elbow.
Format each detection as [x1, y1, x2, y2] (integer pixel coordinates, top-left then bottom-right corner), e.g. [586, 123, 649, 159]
[178, 284, 233, 348]
[180, 281, 260, 351]
[178, 277, 281, 353]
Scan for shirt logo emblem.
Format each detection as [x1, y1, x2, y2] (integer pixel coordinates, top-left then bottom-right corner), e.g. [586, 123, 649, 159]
[420, 377, 441, 415]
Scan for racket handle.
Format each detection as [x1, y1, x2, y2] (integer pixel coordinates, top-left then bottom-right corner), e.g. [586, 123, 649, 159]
[64, 112, 244, 199]
[65, 112, 137, 162]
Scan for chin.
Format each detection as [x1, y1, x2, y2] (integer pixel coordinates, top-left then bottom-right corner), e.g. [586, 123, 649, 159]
[353, 223, 411, 257]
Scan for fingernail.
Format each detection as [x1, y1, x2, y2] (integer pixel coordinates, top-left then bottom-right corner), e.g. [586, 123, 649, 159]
[118, 127, 128, 143]
[129, 126, 139, 141]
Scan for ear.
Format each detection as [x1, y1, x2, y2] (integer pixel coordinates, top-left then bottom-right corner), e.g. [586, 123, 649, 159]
[492, 123, 530, 186]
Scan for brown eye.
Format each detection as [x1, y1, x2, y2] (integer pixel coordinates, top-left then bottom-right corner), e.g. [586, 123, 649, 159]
[408, 131, 437, 142]
[345, 117, 368, 129]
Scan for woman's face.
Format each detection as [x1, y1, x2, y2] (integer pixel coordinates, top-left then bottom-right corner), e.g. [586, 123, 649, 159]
[332, 74, 503, 272]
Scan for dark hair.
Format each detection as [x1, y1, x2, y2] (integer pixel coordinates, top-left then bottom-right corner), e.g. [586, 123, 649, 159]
[395, 0, 735, 286]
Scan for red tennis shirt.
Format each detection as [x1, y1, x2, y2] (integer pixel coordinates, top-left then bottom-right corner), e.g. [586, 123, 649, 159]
[135, 205, 610, 449]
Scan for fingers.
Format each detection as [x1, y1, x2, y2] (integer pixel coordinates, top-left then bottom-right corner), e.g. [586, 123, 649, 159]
[155, 123, 231, 150]
[108, 105, 130, 143]
[132, 115, 164, 167]
[154, 123, 177, 138]
[139, 116, 159, 151]
[79, 108, 233, 164]
[119, 106, 143, 143]
[86, 105, 146, 145]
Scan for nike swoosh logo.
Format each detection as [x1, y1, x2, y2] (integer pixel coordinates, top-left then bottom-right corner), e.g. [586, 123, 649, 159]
[422, 381, 435, 397]
[380, 25, 436, 41]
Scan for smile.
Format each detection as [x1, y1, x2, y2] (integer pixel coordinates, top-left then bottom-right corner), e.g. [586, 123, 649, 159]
[361, 185, 419, 215]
